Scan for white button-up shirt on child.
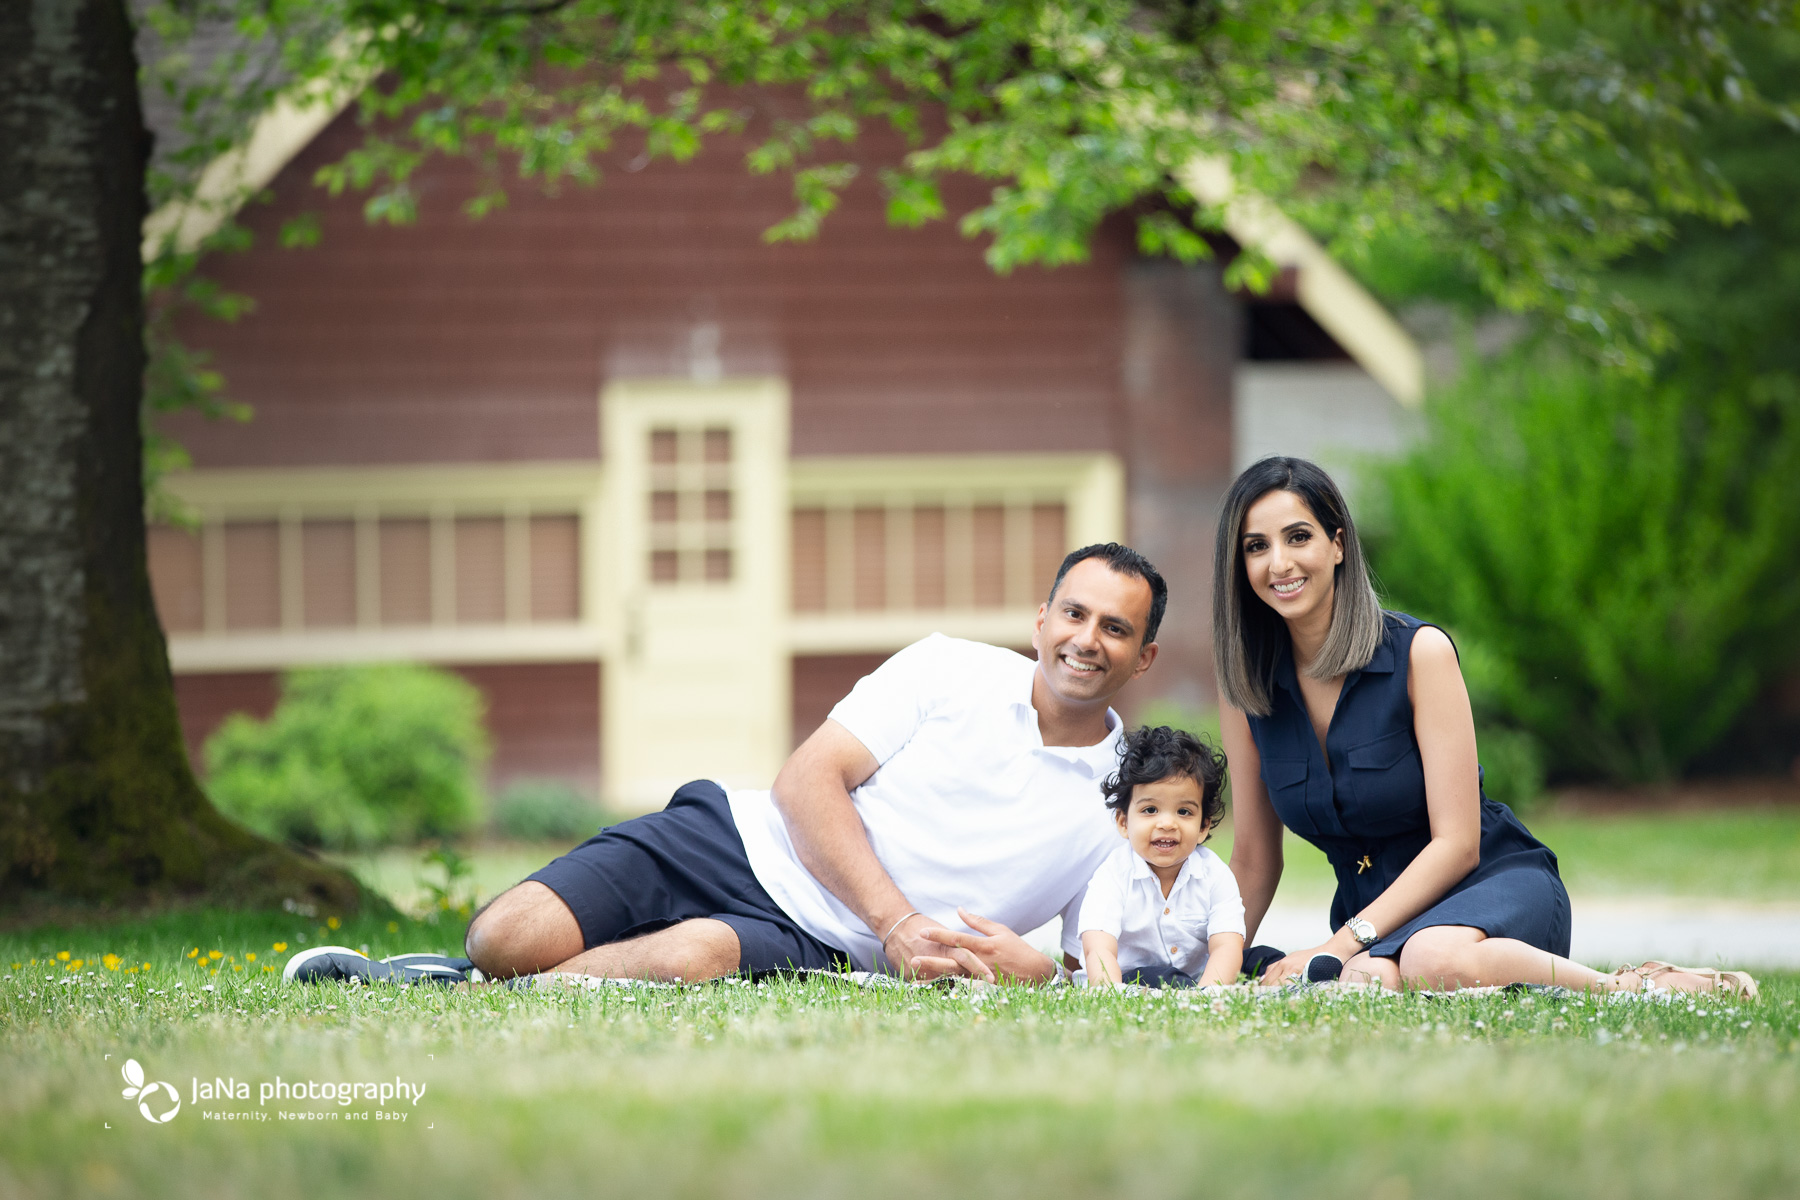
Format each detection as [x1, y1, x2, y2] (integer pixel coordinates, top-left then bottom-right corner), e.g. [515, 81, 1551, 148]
[729, 634, 1123, 973]
[1078, 843, 1246, 978]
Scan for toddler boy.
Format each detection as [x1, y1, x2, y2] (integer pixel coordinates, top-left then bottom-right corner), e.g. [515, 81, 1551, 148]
[1079, 725, 1244, 988]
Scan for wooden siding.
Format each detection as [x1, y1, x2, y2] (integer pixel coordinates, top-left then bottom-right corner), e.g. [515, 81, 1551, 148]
[790, 654, 893, 749]
[162, 109, 1135, 468]
[790, 500, 1067, 614]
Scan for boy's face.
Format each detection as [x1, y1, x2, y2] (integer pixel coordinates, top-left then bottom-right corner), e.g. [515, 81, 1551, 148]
[1115, 774, 1208, 872]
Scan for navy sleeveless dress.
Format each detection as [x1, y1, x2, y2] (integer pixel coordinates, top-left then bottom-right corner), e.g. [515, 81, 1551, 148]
[1246, 611, 1571, 959]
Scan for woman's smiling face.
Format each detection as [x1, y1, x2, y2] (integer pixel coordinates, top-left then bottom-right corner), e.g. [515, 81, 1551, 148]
[1240, 488, 1344, 624]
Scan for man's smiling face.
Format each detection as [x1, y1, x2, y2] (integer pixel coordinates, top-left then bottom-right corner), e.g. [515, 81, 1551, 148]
[1031, 558, 1158, 708]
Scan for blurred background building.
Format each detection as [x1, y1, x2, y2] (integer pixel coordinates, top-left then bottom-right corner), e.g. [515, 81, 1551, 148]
[145, 93, 1424, 811]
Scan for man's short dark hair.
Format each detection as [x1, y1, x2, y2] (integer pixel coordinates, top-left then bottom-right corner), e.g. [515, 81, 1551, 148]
[1046, 543, 1168, 646]
[1102, 726, 1228, 829]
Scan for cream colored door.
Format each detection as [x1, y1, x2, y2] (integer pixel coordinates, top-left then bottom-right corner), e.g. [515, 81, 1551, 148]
[599, 379, 791, 811]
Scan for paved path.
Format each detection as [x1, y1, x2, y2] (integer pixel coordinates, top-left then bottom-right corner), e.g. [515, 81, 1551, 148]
[1029, 897, 1800, 970]
[1256, 898, 1800, 969]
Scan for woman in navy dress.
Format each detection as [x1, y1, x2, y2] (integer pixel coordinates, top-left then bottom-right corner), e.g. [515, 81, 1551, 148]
[1214, 457, 1752, 996]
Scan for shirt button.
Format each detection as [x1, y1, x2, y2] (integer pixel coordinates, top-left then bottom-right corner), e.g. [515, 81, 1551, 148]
[1164, 907, 1171, 914]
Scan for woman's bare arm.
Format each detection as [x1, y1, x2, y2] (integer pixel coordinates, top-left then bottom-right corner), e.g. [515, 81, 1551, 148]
[1220, 702, 1283, 944]
[1344, 625, 1483, 940]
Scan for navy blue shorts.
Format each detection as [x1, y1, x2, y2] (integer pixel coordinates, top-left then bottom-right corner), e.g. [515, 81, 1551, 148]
[527, 779, 848, 975]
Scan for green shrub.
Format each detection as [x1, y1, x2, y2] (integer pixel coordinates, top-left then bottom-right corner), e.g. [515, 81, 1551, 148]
[205, 664, 489, 850]
[1367, 361, 1800, 783]
[1133, 701, 1223, 750]
[1476, 724, 1547, 814]
[491, 779, 599, 842]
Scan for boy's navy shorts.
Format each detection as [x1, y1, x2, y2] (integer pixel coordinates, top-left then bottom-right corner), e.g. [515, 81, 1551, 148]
[527, 779, 848, 975]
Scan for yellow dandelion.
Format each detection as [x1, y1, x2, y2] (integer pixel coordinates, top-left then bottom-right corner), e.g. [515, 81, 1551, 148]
[387, 921, 399, 934]
[233, 965, 243, 972]
[326, 917, 341, 931]
[208, 950, 222, 960]
[244, 952, 256, 963]
[126, 967, 137, 974]
[56, 951, 70, 962]
[187, 948, 199, 959]
[142, 962, 151, 970]
[262, 965, 275, 973]
[68, 959, 84, 971]
[273, 942, 287, 952]
[102, 954, 122, 972]
[210, 968, 219, 976]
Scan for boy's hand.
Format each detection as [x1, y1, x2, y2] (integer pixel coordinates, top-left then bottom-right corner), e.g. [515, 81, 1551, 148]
[914, 908, 1057, 984]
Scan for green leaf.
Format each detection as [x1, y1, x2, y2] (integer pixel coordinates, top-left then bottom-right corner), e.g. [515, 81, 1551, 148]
[278, 212, 322, 248]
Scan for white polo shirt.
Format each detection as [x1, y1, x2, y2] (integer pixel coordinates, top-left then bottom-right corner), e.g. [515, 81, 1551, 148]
[728, 634, 1123, 972]
[1077, 843, 1246, 978]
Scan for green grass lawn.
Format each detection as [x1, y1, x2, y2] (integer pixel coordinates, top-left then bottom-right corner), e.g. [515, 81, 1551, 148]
[7, 807, 1797, 1199]
[1, 907, 1796, 1200]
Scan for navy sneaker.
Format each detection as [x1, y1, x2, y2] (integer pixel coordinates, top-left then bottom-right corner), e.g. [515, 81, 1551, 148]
[283, 946, 474, 986]
[1306, 953, 1344, 982]
[380, 951, 481, 982]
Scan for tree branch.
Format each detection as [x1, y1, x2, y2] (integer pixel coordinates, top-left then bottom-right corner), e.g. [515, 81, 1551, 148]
[425, 0, 575, 18]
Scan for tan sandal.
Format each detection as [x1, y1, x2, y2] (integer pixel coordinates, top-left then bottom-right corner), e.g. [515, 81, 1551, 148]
[1616, 960, 1760, 1002]
[1612, 963, 1668, 995]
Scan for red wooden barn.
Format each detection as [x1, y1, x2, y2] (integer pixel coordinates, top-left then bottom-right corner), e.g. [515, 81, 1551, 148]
[144, 79, 1423, 809]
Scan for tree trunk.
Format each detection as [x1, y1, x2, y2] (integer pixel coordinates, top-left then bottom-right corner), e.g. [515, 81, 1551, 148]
[0, 0, 366, 916]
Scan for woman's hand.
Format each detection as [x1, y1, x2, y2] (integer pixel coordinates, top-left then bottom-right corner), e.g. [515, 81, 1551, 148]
[1260, 944, 1330, 986]
[1259, 928, 1362, 985]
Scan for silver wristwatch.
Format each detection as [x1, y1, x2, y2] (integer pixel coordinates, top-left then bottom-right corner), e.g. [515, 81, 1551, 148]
[1344, 916, 1378, 948]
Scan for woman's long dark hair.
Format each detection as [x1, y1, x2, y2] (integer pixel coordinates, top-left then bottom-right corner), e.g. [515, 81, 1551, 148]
[1212, 457, 1384, 716]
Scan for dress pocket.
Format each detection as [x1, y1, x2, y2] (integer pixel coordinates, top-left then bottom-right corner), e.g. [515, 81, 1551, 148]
[1346, 728, 1413, 770]
[1344, 729, 1426, 834]
[1259, 758, 1310, 827]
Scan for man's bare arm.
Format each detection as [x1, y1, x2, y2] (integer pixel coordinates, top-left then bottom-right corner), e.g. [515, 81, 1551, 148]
[770, 720, 990, 979]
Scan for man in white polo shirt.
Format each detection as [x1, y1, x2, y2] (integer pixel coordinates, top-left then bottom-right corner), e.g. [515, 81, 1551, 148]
[464, 543, 1165, 984]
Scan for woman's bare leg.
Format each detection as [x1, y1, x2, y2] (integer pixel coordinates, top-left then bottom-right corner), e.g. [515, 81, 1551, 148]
[1340, 951, 1402, 989]
[1396, 925, 1723, 992]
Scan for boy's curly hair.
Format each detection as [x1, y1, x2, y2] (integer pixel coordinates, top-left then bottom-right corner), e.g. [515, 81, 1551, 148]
[1102, 725, 1228, 830]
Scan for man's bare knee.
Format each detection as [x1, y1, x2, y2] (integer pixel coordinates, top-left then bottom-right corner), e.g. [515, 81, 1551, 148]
[640, 918, 740, 981]
[550, 918, 741, 983]
[465, 881, 583, 978]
